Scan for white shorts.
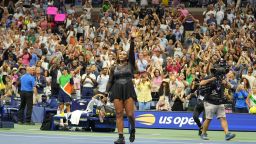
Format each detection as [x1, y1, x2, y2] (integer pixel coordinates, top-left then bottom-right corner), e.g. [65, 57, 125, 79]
[204, 101, 226, 119]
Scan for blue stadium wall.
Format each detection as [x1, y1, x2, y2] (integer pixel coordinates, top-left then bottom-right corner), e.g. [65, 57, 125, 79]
[124, 111, 256, 131]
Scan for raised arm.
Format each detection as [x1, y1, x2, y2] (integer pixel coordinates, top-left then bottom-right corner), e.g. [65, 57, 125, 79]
[129, 38, 135, 68]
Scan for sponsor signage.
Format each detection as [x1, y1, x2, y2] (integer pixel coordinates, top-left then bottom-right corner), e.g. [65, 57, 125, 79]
[124, 111, 256, 131]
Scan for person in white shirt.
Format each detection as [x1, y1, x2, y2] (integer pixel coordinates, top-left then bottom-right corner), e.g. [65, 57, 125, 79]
[27, 17, 37, 30]
[221, 19, 231, 32]
[159, 31, 168, 49]
[136, 52, 148, 73]
[122, 38, 130, 52]
[66, 27, 76, 44]
[103, 53, 115, 68]
[100, 46, 109, 61]
[227, 10, 235, 24]
[83, 1, 92, 20]
[81, 66, 96, 99]
[13, 9, 23, 20]
[216, 8, 224, 25]
[203, 4, 216, 22]
[151, 48, 164, 71]
[174, 41, 183, 58]
[39, 31, 48, 45]
[96, 67, 109, 94]
[67, 5, 75, 15]
[73, 72, 82, 99]
[65, 15, 72, 29]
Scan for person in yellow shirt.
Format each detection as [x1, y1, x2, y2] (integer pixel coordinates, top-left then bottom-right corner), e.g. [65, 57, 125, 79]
[136, 73, 152, 110]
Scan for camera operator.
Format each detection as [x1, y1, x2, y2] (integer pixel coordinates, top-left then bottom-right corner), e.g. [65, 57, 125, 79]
[200, 57, 236, 141]
[187, 78, 206, 136]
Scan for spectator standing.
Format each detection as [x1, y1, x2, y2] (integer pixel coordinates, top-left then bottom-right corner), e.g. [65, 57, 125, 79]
[34, 67, 46, 104]
[136, 52, 148, 73]
[58, 67, 74, 127]
[96, 67, 109, 94]
[156, 80, 171, 111]
[233, 84, 249, 113]
[29, 48, 39, 67]
[150, 69, 163, 108]
[81, 66, 96, 99]
[49, 64, 60, 98]
[216, 7, 224, 25]
[73, 69, 82, 99]
[171, 86, 185, 111]
[18, 66, 37, 125]
[19, 48, 31, 67]
[136, 73, 152, 110]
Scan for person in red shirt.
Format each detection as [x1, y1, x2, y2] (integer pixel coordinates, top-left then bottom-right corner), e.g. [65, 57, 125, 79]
[166, 58, 181, 73]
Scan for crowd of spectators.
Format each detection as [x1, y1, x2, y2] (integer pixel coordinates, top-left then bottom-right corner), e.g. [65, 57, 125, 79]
[0, 0, 255, 114]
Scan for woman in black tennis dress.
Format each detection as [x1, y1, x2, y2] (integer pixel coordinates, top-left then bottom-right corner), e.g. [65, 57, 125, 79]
[106, 37, 136, 144]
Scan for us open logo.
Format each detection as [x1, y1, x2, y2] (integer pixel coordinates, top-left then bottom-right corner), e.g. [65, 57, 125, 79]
[135, 114, 156, 126]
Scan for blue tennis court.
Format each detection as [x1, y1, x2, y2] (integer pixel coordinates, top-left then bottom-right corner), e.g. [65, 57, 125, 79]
[0, 125, 255, 144]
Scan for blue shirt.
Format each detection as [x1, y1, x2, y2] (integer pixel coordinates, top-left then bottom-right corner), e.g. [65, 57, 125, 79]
[30, 53, 39, 66]
[233, 90, 248, 108]
[20, 73, 36, 92]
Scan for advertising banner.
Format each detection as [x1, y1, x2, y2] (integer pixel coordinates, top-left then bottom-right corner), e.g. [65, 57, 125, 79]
[125, 111, 256, 131]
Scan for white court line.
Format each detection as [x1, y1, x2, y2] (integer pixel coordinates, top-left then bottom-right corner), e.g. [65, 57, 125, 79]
[0, 133, 111, 141]
[0, 133, 185, 144]
[0, 131, 113, 138]
[0, 132, 251, 144]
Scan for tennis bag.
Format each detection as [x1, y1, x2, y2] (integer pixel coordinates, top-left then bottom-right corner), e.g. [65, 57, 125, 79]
[40, 112, 55, 130]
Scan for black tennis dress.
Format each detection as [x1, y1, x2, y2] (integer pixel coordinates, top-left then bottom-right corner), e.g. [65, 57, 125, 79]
[106, 39, 137, 102]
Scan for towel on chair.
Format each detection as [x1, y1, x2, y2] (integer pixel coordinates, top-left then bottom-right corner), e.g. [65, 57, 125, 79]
[70, 110, 85, 125]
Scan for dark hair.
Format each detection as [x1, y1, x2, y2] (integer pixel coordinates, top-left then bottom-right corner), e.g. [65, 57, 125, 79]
[61, 67, 69, 73]
[116, 51, 129, 64]
[158, 81, 170, 96]
[242, 78, 250, 90]
[153, 69, 161, 77]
